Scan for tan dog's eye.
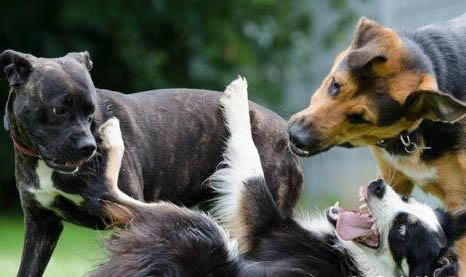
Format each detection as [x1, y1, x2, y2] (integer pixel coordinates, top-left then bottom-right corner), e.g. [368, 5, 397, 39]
[328, 78, 341, 96]
[347, 113, 370, 124]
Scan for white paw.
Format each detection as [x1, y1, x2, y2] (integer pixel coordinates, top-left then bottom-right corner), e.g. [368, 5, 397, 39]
[221, 76, 248, 106]
[220, 76, 252, 135]
[98, 117, 124, 152]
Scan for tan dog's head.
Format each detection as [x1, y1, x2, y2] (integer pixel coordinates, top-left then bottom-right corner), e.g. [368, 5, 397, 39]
[288, 17, 466, 157]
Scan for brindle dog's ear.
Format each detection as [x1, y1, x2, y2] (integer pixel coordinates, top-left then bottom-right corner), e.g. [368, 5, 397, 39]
[66, 51, 93, 71]
[347, 17, 390, 70]
[0, 50, 33, 86]
[404, 90, 466, 123]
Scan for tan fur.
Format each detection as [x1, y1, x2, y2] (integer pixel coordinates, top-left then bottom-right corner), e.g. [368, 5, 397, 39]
[291, 16, 466, 273]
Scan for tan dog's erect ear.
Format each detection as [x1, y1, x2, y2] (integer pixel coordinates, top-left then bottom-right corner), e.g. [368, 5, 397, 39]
[347, 17, 393, 70]
[347, 45, 387, 70]
[66, 51, 93, 71]
[404, 90, 466, 123]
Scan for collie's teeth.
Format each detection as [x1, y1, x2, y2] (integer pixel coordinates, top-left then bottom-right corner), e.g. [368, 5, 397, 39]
[359, 196, 365, 202]
[371, 224, 377, 231]
[333, 201, 340, 208]
[359, 203, 368, 210]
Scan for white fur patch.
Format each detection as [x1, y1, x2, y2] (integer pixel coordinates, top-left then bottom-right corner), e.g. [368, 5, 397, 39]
[296, 210, 334, 238]
[29, 161, 84, 210]
[209, 77, 264, 237]
[381, 150, 438, 187]
[370, 183, 440, 233]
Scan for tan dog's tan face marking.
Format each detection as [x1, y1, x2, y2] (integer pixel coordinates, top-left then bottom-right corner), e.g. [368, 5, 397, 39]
[288, 17, 466, 157]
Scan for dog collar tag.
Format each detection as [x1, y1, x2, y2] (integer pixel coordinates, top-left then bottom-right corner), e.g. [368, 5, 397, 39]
[3, 114, 9, 132]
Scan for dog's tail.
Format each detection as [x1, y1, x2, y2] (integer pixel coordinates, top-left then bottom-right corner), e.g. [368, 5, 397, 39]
[209, 76, 282, 254]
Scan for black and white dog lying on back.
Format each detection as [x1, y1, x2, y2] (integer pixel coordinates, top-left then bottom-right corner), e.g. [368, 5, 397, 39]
[91, 77, 466, 277]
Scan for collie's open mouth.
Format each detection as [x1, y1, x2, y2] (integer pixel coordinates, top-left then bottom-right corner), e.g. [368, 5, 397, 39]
[327, 186, 380, 249]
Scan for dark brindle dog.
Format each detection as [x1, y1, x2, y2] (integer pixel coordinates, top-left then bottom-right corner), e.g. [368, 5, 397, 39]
[0, 50, 302, 277]
[287, 15, 466, 268]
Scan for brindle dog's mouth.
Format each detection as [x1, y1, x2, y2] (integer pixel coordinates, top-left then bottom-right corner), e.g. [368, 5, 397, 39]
[45, 159, 84, 173]
[37, 144, 92, 173]
[327, 186, 380, 249]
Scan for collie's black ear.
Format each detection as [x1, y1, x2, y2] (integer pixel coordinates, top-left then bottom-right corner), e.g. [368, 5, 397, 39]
[438, 208, 466, 245]
[66, 51, 93, 71]
[0, 50, 33, 86]
[404, 90, 466, 123]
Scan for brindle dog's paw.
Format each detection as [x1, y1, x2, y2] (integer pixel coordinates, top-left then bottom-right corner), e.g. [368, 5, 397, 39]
[98, 118, 125, 154]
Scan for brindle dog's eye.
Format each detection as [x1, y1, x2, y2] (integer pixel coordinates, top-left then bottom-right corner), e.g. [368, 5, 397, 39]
[51, 106, 67, 117]
[347, 113, 370, 124]
[328, 78, 341, 96]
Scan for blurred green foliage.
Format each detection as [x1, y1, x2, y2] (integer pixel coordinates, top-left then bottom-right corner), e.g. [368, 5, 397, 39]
[0, 0, 358, 212]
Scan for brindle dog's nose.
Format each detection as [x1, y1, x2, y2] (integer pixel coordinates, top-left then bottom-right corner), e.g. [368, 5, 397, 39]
[288, 121, 320, 151]
[77, 137, 97, 158]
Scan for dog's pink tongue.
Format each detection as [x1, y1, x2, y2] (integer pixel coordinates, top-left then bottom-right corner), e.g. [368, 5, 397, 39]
[336, 211, 373, 240]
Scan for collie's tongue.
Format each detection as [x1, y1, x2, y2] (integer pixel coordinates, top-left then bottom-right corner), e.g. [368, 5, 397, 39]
[336, 211, 373, 240]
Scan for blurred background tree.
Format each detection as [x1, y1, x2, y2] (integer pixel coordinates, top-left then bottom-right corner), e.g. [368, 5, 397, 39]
[0, 0, 357, 212]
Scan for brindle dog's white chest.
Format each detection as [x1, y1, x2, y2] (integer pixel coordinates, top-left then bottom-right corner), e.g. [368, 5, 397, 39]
[381, 151, 438, 187]
[29, 161, 84, 211]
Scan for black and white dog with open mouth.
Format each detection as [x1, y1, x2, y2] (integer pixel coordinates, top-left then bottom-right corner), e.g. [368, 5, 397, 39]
[91, 77, 466, 277]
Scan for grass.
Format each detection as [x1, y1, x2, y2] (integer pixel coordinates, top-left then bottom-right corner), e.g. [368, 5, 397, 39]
[0, 216, 107, 277]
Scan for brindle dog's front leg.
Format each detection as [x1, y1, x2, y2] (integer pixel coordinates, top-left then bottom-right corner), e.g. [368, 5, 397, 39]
[17, 205, 63, 277]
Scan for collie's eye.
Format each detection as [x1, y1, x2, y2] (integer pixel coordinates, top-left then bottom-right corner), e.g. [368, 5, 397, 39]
[399, 224, 407, 236]
[401, 195, 409, 202]
[347, 113, 370, 124]
[328, 78, 341, 96]
[51, 106, 67, 117]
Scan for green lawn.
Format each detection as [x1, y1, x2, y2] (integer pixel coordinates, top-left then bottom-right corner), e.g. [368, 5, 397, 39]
[0, 216, 107, 277]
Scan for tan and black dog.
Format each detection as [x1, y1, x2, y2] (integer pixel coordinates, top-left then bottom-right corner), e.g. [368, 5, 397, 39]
[288, 15, 466, 268]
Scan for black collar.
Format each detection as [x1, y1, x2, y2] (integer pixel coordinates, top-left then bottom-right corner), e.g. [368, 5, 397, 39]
[376, 131, 431, 156]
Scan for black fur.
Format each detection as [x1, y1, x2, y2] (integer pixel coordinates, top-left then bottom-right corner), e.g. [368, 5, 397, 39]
[389, 212, 448, 276]
[0, 50, 303, 277]
[373, 15, 466, 160]
[92, 175, 466, 277]
[90, 177, 361, 277]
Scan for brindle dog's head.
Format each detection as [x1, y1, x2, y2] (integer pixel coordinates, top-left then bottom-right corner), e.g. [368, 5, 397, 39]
[1, 50, 97, 173]
[288, 17, 466, 157]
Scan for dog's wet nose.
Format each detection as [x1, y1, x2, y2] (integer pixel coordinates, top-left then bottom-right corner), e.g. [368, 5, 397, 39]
[77, 137, 96, 158]
[288, 122, 317, 150]
[368, 179, 386, 199]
